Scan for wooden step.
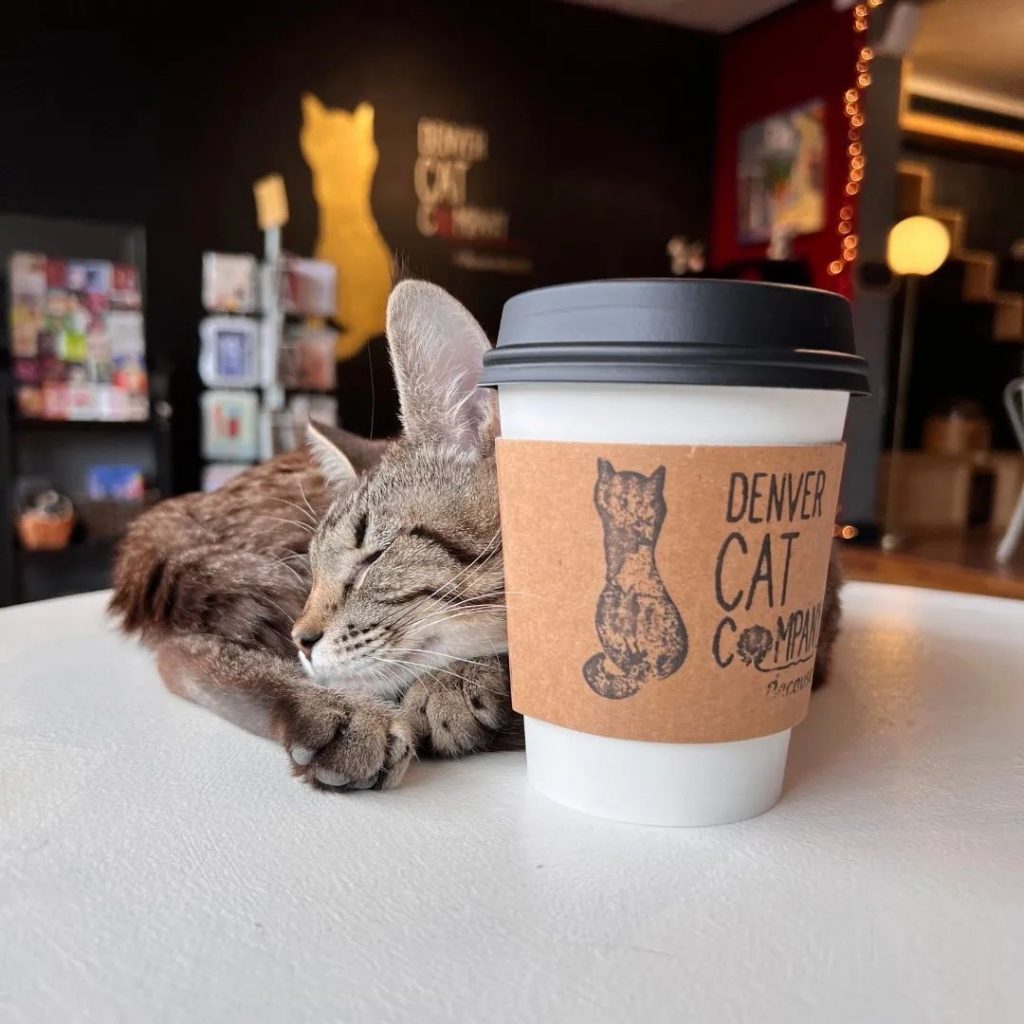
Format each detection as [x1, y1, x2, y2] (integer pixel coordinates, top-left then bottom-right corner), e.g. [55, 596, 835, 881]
[993, 293, 1024, 341]
[897, 161, 933, 216]
[929, 205, 965, 254]
[895, 161, 1023, 344]
[960, 251, 997, 301]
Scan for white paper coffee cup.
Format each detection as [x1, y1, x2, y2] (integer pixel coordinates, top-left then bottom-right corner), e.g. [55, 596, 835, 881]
[482, 281, 868, 827]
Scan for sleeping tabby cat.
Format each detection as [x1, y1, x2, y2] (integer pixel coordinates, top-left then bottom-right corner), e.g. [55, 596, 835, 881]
[112, 280, 517, 791]
[111, 279, 842, 793]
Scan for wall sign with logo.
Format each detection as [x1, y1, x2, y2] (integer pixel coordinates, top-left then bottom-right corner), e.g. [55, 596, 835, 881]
[414, 117, 532, 275]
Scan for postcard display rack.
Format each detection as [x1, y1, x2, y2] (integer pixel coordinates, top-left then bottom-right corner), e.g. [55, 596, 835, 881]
[198, 229, 338, 491]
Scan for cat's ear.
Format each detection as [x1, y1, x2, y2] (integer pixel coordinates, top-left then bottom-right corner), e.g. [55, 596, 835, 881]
[597, 458, 615, 482]
[306, 420, 357, 487]
[305, 420, 390, 474]
[353, 102, 375, 136]
[302, 93, 327, 126]
[386, 279, 492, 447]
[649, 465, 666, 493]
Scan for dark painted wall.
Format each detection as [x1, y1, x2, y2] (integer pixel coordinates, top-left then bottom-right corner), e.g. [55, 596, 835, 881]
[2, 1, 719, 493]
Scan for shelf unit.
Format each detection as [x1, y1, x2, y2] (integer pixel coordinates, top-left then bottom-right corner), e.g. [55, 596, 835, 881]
[0, 214, 172, 606]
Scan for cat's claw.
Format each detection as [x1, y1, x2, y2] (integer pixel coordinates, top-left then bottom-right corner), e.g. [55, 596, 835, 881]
[311, 766, 377, 789]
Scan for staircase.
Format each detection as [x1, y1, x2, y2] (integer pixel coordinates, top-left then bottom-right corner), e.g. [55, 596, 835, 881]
[898, 161, 1024, 341]
[877, 162, 1024, 540]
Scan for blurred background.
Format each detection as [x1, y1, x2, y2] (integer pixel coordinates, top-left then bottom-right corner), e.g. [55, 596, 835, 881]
[1, 0, 1023, 605]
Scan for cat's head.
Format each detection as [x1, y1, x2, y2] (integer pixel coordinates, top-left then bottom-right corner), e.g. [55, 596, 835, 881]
[291, 281, 503, 697]
[594, 459, 667, 542]
[300, 93, 379, 208]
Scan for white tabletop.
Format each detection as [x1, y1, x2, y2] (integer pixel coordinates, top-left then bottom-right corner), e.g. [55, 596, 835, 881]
[1, 582, 1022, 1023]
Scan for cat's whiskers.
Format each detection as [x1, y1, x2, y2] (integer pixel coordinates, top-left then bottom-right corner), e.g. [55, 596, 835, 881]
[365, 652, 479, 689]
[388, 645, 493, 669]
[259, 593, 302, 624]
[383, 647, 510, 699]
[441, 531, 502, 595]
[267, 548, 310, 567]
[424, 527, 503, 605]
[374, 531, 503, 637]
[387, 588, 505, 636]
[254, 514, 315, 535]
[262, 553, 308, 588]
[296, 478, 319, 522]
[363, 653, 436, 690]
[405, 596, 506, 634]
[263, 494, 319, 525]
[363, 658, 406, 698]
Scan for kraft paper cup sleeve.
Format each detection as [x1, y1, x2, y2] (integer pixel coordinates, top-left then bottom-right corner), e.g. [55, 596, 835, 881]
[496, 439, 846, 745]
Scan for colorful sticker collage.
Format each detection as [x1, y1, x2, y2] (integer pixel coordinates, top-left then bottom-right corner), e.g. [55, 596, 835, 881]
[9, 252, 148, 421]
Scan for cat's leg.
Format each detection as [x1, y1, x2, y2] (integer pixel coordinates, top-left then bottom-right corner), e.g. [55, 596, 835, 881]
[397, 655, 523, 756]
[155, 635, 416, 790]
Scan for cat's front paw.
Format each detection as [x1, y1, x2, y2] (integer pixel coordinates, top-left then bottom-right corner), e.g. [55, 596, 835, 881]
[275, 689, 415, 791]
[399, 657, 511, 756]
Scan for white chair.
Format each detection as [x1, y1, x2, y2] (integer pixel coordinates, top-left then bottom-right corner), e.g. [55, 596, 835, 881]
[996, 377, 1024, 564]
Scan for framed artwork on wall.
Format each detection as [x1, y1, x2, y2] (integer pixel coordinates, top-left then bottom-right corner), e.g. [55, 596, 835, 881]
[738, 99, 826, 245]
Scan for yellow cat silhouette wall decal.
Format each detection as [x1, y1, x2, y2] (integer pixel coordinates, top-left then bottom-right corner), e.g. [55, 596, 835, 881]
[300, 93, 392, 360]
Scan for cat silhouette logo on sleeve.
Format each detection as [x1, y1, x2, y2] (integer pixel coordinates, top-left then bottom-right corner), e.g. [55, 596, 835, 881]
[583, 458, 688, 700]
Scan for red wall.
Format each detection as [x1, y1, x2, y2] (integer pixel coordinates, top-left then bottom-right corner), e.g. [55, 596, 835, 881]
[711, 0, 859, 295]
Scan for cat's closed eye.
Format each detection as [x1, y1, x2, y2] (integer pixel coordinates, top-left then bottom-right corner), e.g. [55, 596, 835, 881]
[353, 511, 369, 548]
[352, 547, 387, 591]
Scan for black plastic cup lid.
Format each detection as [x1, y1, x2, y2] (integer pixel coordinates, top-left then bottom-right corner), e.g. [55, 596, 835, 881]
[480, 278, 870, 394]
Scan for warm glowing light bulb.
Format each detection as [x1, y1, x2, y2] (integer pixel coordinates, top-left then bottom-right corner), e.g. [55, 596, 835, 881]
[886, 216, 951, 275]
[828, 261, 844, 275]
[840, 206, 854, 220]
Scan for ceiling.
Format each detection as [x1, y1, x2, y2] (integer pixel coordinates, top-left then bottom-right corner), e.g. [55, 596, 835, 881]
[566, 0, 795, 33]
[571, 0, 1024, 105]
[910, 0, 1024, 102]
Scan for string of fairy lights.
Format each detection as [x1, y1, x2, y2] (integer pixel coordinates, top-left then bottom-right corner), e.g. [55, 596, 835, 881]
[827, 0, 885, 279]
